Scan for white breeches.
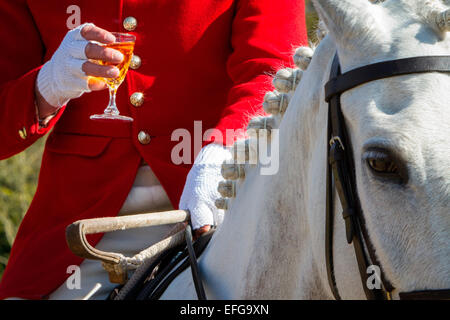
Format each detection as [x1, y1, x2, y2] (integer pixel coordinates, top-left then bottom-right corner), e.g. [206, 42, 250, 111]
[48, 165, 175, 300]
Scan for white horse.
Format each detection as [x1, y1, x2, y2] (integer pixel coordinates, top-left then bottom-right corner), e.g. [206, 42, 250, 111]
[152, 0, 450, 299]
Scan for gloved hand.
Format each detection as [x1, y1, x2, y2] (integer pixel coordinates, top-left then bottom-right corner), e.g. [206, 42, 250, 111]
[36, 23, 124, 108]
[179, 143, 233, 237]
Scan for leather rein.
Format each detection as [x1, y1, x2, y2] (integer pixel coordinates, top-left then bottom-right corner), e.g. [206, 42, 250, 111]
[324, 54, 450, 300]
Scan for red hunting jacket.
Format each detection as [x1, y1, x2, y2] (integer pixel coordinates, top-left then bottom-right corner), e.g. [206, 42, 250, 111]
[0, 0, 306, 299]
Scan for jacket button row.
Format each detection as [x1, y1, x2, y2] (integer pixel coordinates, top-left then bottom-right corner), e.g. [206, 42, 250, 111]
[123, 17, 140, 70]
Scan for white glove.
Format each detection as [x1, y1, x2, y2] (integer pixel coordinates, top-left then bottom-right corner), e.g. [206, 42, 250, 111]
[179, 144, 233, 230]
[37, 23, 94, 107]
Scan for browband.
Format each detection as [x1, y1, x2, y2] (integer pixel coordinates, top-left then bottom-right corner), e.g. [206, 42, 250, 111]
[325, 55, 450, 102]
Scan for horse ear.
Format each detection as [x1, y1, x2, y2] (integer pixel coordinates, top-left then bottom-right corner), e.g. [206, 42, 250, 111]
[312, 0, 380, 50]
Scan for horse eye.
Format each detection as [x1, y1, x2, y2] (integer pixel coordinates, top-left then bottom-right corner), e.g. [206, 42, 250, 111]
[364, 148, 407, 184]
[368, 159, 398, 174]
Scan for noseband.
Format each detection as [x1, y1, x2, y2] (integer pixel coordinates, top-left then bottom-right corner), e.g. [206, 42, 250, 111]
[325, 54, 450, 300]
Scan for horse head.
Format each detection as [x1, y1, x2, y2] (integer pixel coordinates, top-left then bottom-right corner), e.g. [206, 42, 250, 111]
[312, 0, 450, 298]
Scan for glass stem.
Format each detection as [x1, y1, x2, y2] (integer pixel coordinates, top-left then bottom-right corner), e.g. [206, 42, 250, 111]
[104, 85, 120, 115]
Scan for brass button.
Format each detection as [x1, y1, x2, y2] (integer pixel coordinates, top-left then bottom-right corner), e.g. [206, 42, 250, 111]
[130, 92, 144, 107]
[123, 16, 137, 31]
[138, 131, 151, 145]
[130, 54, 141, 70]
[18, 127, 27, 140]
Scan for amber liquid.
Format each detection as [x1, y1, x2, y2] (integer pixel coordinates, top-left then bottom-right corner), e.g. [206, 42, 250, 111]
[99, 42, 135, 88]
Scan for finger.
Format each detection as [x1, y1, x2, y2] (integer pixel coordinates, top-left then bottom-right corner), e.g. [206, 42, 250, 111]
[85, 42, 124, 64]
[193, 225, 211, 240]
[82, 61, 120, 78]
[81, 24, 115, 44]
[88, 77, 107, 91]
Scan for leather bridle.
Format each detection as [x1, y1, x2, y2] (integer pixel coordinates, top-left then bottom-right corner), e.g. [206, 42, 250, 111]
[324, 53, 450, 300]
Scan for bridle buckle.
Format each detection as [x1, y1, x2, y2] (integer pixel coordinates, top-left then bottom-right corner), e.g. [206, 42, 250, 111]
[329, 136, 345, 150]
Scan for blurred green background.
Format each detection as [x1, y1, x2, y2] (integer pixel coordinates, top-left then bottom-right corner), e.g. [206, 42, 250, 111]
[0, 138, 46, 278]
[0, 1, 318, 280]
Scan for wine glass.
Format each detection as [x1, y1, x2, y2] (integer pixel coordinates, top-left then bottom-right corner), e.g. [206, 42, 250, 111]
[90, 32, 136, 122]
